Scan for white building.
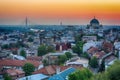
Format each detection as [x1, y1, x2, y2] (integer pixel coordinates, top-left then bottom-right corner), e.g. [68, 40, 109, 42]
[66, 57, 89, 68]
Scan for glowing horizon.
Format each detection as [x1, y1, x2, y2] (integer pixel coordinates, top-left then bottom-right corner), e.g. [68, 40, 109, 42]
[0, 0, 120, 25]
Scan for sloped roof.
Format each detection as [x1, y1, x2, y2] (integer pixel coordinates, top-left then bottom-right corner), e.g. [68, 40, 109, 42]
[0, 59, 41, 68]
[19, 74, 48, 80]
[33, 65, 69, 75]
[6, 69, 25, 76]
[49, 67, 76, 80]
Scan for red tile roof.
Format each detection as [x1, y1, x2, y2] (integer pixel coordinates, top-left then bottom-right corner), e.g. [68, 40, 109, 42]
[6, 69, 25, 76]
[33, 65, 56, 75]
[33, 65, 83, 75]
[87, 47, 98, 55]
[0, 59, 41, 68]
[93, 51, 106, 59]
[102, 42, 113, 52]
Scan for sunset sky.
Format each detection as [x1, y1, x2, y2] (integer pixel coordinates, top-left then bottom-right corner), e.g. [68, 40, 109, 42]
[0, 0, 120, 25]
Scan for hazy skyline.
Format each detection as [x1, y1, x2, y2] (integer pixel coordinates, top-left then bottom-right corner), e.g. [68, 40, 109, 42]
[0, 0, 120, 25]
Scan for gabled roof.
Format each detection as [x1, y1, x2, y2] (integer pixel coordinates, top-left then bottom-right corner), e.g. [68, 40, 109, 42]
[33, 65, 69, 75]
[49, 67, 76, 80]
[93, 51, 106, 59]
[0, 59, 41, 68]
[87, 47, 98, 55]
[105, 55, 117, 64]
[6, 69, 25, 76]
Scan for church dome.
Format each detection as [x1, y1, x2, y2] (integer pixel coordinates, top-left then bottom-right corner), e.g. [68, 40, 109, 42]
[90, 18, 99, 25]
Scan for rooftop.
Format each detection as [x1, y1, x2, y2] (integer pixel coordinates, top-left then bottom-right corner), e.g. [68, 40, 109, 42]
[19, 74, 48, 80]
[6, 68, 24, 76]
[49, 67, 76, 80]
[0, 59, 41, 68]
[90, 17, 99, 25]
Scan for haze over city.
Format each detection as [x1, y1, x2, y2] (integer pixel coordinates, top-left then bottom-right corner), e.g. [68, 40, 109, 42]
[0, 0, 120, 25]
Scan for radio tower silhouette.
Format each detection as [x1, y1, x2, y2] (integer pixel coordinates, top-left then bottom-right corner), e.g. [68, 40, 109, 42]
[25, 17, 28, 27]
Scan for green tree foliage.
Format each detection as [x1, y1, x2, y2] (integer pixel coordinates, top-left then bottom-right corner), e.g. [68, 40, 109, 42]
[81, 52, 90, 60]
[47, 46, 55, 53]
[4, 74, 12, 80]
[90, 72, 109, 80]
[1, 44, 9, 49]
[91, 60, 120, 80]
[58, 55, 67, 65]
[20, 49, 26, 58]
[72, 41, 84, 56]
[38, 45, 47, 56]
[89, 56, 99, 68]
[22, 63, 35, 76]
[65, 52, 72, 59]
[107, 60, 120, 80]
[68, 68, 93, 80]
[42, 59, 49, 66]
[28, 37, 34, 42]
[38, 45, 55, 56]
[75, 34, 83, 42]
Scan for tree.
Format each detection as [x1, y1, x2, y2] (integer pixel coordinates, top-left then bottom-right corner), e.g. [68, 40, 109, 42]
[72, 46, 80, 54]
[68, 68, 93, 80]
[28, 37, 34, 42]
[75, 34, 83, 42]
[42, 59, 49, 66]
[20, 49, 26, 58]
[72, 41, 84, 56]
[1, 44, 9, 49]
[90, 60, 120, 80]
[89, 56, 98, 68]
[90, 72, 109, 80]
[4, 74, 12, 80]
[47, 46, 55, 53]
[69, 72, 79, 80]
[81, 52, 90, 60]
[58, 55, 67, 65]
[65, 52, 72, 59]
[37, 45, 47, 56]
[107, 60, 120, 80]
[22, 63, 35, 76]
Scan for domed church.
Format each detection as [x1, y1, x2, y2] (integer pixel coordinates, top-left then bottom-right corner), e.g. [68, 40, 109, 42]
[86, 17, 103, 34]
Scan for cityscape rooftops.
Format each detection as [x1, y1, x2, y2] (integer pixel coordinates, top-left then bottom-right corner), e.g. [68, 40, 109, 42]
[49, 67, 76, 80]
[0, 59, 41, 68]
[19, 74, 48, 80]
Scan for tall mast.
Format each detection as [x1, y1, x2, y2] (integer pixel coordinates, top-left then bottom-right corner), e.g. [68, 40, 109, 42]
[60, 21, 62, 26]
[25, 17, 28, 27]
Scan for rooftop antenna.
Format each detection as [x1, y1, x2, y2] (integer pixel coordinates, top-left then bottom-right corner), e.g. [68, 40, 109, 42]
[60, 21, 62, 26]
[25, 17, 28, 27]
